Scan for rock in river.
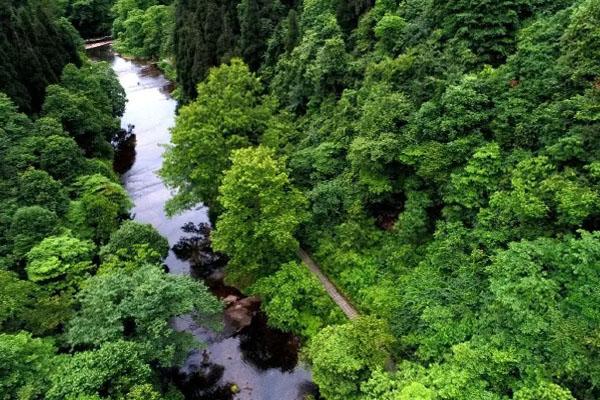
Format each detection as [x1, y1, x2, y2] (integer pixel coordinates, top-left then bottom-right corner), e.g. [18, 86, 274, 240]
[224, 296, 261, 332]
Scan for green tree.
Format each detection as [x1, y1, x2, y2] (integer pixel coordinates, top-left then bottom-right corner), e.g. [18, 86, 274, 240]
[43, 62, 125, 157]
[559, 0, 600, 85]
[39, 134, 86, 182]
[238, 0, 285, 71]
[10, 206, 60, 261]
[26, 234, 95, 293]
[212, 146, 308, 288]
[271, 8, 348, 112]
[66, 0, 116, 38]
[0, 270, 37, 331]
[173, 0, 241, 101]
[429, 0, 532, 64]
[308, 316, 394, 400]
[250, 261, 344, 337]
[161, 59, 275, 216]
[66, 266, 222, 366]
[0, 1, 81, 113]
[47, 341, 152, 400]
[348, 83, 414, 196]
[68, 174, 133, 244]
[100, 220, 169, 263]
[114, 4, 174, 60]
[485, 232, 600, 391]
[17, 169, 69, 216]
[0, 332, 56, 400]
[513, 381, 575, 400]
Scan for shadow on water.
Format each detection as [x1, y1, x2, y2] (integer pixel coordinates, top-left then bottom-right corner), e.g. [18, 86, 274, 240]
[112, 124, 136, 174]
[91, 46, 320, 400]
[171, 222, 319, 399]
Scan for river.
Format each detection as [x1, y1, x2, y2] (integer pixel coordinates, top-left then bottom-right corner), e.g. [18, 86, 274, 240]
[90, 47, 316, 400]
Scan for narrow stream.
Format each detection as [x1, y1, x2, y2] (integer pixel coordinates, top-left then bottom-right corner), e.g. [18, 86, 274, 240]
[90, 47, 316, 400]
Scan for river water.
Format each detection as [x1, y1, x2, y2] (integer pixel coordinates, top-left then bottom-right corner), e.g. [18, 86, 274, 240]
[92, 48, 316, 400]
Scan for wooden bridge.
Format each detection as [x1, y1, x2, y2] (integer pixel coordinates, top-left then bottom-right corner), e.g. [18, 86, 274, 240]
[298, 248, 359, 319]
[84, 37, 113, 50]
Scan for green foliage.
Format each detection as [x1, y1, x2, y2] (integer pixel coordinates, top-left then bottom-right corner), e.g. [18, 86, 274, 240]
[0, 21, 224, 399]
[250, 261, 344, 337]
[0, 270, 37, 331]
[10, 206, 60, 261]
[485, 233, 600, 388]
[161, 59, 276, 215]
[68, 174, 133, 244]
[307, 316, 394, 400]
[559, 0, 600, 85]
[513, 381, 575, 400]
[174, 0, 242, 101]
[43, 62, 126, 157]
[238, 0, 286, 71]
[374, 13, 406, 55]
[64, 0, 116, 38]
[0, 0, 81, 113]
[349, 83, 414, 196]
[165, 0, 600, 397]
[174, 0, 295, 101]
[0, 332, 56, 400]
[429, 0, 532, 64]
[39, 135, 86, 182]
[113, 1, 175, 60]
[17, 169, 70, 216]
[271, 8, 348, 112]
[26, 234, 95, 293]
[100, 220, 169, 263]
[126, 384, 163, 400]
[47, 341, 153, 400]
[212, 146, 308, 288]
[65, 266, 222, 366]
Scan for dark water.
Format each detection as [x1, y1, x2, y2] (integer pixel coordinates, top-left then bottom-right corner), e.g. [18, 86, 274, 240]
[89, 47, 316, 400]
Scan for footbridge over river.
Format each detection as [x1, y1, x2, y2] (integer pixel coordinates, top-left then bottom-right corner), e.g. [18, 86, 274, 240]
[84, 37, 113, 50]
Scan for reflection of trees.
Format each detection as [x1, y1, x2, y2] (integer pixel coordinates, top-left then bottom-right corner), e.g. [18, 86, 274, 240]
[172, 222, 226, 276]
[111, 125, 136, 174]
[162, 362, 233, 400]
[238, 313, 299, 372]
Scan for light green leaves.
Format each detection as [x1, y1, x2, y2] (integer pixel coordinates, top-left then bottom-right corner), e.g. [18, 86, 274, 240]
[212, 146, 308, 288]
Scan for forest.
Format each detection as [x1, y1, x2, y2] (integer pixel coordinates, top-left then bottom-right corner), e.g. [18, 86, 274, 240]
[1, 0, 599, 399]
[164, 0, 600, 399]
[0, 1, 222, 399]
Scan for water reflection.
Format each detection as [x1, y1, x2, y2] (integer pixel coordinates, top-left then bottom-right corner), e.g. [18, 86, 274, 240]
[172, 222, 318, 400]
[97, 48, 318, 400]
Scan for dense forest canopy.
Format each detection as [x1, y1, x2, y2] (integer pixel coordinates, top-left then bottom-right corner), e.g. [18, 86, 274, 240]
[0, 0, 81, 113]
[0, 3, 222, 398]
[163, 0, 600, 399]
[1, 0, 600, 398]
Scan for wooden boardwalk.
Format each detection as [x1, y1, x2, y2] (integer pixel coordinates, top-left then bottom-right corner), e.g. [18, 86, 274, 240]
[298, 248, 359, 319]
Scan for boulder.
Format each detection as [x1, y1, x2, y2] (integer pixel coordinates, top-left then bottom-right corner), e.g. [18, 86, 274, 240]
[223, 296, 261, 332]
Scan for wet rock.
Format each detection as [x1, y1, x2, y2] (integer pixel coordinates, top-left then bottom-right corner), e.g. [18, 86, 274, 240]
[223, 294, 240, 306]
[224, 296, 261, 332]
[237, 296, 261, 309]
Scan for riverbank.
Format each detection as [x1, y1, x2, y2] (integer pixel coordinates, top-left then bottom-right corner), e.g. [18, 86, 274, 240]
[96, 47, 317, 400]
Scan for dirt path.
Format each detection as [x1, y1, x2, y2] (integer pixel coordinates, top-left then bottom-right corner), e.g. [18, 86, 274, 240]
[298, 249, 359, 320]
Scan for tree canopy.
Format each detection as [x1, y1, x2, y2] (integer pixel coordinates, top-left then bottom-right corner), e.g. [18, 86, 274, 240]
[169, 0, 600, 398]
